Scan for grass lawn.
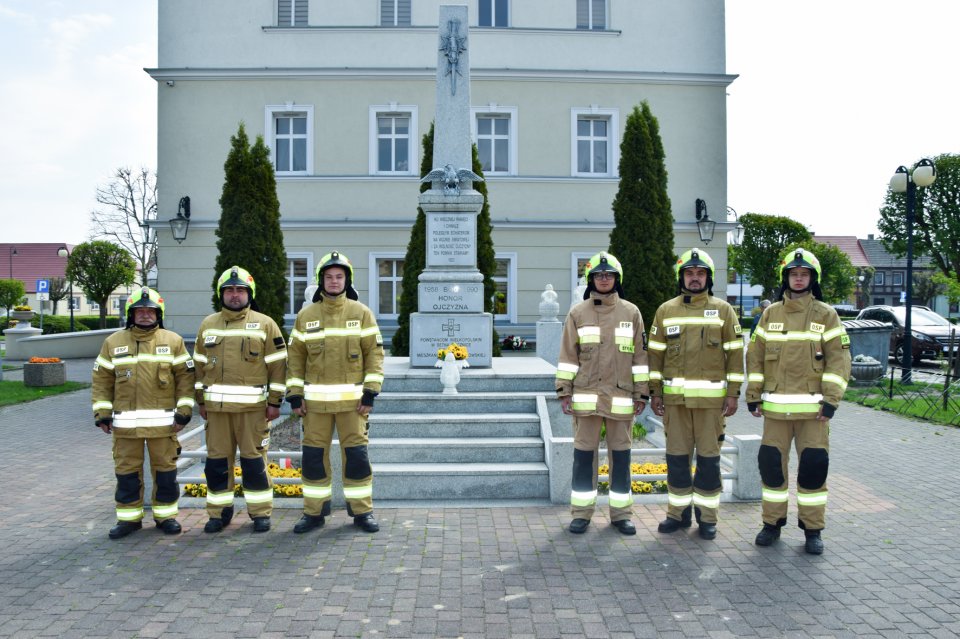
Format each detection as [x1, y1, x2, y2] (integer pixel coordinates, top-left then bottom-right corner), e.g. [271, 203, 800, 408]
[0, 381, 89, 407]
[845, 382, 960, 426]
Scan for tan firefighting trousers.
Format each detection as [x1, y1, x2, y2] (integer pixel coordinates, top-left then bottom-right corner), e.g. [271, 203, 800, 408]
[204, 410, 273, 519]
[302, 411, 373, 517]
[571, 415, 633, 522]
[663, 406, 724, 524]
[759, 418, 830, 531]
[113, 434, 180, 523]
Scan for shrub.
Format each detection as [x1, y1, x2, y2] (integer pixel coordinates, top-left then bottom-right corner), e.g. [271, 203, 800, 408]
[76, 315, 121, 330]
[1, 315, 87, 335]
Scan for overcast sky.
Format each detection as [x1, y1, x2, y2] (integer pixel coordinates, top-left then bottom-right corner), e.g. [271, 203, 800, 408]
[2, 0, 958, 245]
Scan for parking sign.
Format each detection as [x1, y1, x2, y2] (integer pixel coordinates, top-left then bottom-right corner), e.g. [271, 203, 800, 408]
[36, 279, 50, 301]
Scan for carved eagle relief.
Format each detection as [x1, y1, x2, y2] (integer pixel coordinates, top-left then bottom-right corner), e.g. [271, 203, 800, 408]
[420, 164, 484, 196]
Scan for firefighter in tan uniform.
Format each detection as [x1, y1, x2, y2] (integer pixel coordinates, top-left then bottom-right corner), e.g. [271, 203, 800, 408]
[556, 252, 649, 535]
[286, 252, 385, 534]
[92, 288, 195, 539]
[193, 266, 288, 534]
[747, 249, 851, 555]
[647, 249, 743, 540]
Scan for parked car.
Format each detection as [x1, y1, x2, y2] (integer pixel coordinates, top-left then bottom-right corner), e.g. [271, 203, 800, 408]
[855, 305, 958, 365]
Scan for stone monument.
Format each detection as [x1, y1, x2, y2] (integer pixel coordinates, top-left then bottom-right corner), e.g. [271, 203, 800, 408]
[409, 4, 493, 367]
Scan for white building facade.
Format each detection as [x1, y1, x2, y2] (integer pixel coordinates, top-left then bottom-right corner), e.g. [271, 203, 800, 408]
[148, 0, 736, 339]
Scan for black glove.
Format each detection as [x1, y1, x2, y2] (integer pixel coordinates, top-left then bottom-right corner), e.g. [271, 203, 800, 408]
[819, 402, 837, 419]
[747, 402, 759, 413]
[95, 417, 113, 429]
[287, 395, 303, 410]
[360, 389, 378, 408]
[174, 412, 191, 426]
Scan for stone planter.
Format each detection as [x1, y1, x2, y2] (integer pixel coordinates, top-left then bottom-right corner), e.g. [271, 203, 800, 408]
[23, 362, 66, 387]
[10, 310, 35, 323]
[850, 361, 884, 385]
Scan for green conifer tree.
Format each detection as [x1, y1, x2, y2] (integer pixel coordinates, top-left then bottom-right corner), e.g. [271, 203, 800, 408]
[609, 102, 677, 324]
[211, 123, 288, 331]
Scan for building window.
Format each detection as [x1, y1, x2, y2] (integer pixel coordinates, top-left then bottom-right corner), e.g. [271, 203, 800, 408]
[576, 0, 606, 30]
[380, 0, 411, 26]
[874, 297, 886, 305]
[278, 0, 308, 27]
[493, 253, 517, 321]
[265, 105, 314, 175]
[285, 253, 313, 321]
[479, 0, 508, 27]
[369, 106, 418, 175]
[86, 298, 100, 312]
[471, 106, 517, 175]
[112, 297, 121, 311]
[370, 255, 405, 319]
[874, 271, 885, 286]
[892, 271, 904, 286]
[571, 108, 618, 177]
[570, 252, 594, 308]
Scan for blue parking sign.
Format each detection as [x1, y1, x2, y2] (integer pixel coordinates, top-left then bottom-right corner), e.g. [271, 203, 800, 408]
[37, 279, 49, 293]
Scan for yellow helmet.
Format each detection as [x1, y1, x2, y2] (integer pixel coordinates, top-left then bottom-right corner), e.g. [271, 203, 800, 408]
[217, 265, 256, 299]
[778, 249, 821, 282]
[584, 252, 624, 282]
[674, 248, 715, 280]
[316, 251, 354, 284]
[126, 287, 165, 328]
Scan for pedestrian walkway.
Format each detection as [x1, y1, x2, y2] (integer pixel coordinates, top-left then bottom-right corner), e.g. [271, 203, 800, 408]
[1, 369, 959, 638]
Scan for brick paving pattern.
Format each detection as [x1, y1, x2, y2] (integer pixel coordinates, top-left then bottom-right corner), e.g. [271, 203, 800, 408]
[1, 361, 959, 637]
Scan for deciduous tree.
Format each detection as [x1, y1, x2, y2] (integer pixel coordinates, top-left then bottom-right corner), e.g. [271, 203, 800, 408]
[783, 239, 855, 304]
[729, 213, 811, 300]
[65, 241, 136, 328]
[90, 167, 157, 286]
[0, 279, 26, 318]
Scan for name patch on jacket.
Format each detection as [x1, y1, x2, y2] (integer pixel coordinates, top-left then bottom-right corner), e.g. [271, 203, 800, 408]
[666, 325, 681, 337]
[810, 322, 825, 333]
[733, 324, 742, 334]
[246, 322, 260, 330]
[346, 320, 361, 329]
[156, 346, 171, 355]
[619, 321, 633, 330]
[768, 322, 784, 332]
[704, 309, 719, 318]
[113, 346, 129, 355]
[305, 320, 321, 330]
[650, 325, 658, 335]
[840, 334, 851, 348]
[204, 335, 218, 344]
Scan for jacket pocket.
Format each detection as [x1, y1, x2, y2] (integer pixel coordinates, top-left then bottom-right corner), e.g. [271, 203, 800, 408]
[244, 337, 264, 363]
[158, 363, 172, 388]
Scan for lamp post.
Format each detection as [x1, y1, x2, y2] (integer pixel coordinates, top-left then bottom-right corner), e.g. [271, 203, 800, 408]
[727, 206, 745, 319]
[695, 198, 716, 244]
[8, 246, 16, 278]
[57, 246, 75, 332]
[856, 274, 865, 310]
[890, 159, 937, 382]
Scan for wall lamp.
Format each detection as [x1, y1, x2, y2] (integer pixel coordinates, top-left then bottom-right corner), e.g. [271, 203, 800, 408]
[169, 196, 191, 244]
[695, 198, 716, 244]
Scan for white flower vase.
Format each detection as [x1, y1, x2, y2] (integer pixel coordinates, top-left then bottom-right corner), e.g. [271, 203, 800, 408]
[439, 352, 461, 394]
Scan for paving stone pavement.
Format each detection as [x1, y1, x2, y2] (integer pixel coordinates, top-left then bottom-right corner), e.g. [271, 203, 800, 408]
[2, 361, 960, 638]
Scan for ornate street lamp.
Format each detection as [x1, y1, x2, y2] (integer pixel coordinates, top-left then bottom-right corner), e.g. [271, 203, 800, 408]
[727, 206, 745, 319]
[57, 245, 75, 332]
[169, 196, 191, 243]
[890, 158, 937, 382]
[695, 198, 716, 244]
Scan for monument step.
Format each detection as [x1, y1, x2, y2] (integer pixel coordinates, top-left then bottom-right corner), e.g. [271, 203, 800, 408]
[368, 412, 540, 438]
[371, 462, 549, 500]
[369, 437, 544, 463]
[375, 393, 539, 414]
[381, 375, 554, 393]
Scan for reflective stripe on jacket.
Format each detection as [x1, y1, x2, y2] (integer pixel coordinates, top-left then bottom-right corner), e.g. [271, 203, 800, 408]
[646, 292, 744, 408]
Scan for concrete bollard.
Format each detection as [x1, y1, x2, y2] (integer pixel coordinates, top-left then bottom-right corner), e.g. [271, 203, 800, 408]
[729, 433, 762, 500]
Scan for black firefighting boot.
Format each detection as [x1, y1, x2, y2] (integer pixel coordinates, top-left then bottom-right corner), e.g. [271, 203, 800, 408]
[253, 517, 271, 533]
[657, 506, 692, 533]
[804, 530, 824, 555]
[698, 523, 717, 540]
[156, 519, 182, 535]
[754, 523, 781, 546]
[611, 520, 637, 535]
[109, 521, 142, 539]
[293, 514, 325, 534]
[568, 518, 590, 534]
[353, 513, 379, 533]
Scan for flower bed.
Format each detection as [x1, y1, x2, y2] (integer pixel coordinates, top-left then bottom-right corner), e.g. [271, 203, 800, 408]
[183, 463, 304, 498]
[597, 462, 668, 494]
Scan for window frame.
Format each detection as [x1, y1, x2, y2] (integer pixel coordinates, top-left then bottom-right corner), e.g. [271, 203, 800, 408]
[368, 105, 419, 175]
[470, 105, 518, 176]
[892, 271, 904, 287]
[576, 0, 607, 30]
[368, 252, 406, 320]
[479, 0, 509, 27]
[380, 0, 411, 27]
[285, 252, 314, 322]
[570, 107, 619, 178]
[278, 0, 308, 27]
[571, 251, 594, 307]
[875, 271, 885, 286]
[493, 252, 517, 322]
[264, 105, 314, 176]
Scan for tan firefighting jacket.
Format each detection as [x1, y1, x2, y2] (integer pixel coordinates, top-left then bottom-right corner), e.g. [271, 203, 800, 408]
[746, 293, 851, 419]
[91, 326, 195, 438]
[555, 291, 650, 419]
[647, 292, 744, 407]
[193, 307, 287, 412]
[286, 292, 385, 413]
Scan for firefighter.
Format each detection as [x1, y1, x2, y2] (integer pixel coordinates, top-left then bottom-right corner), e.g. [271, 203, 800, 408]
[746, 249, 851, 554]
[286, 252, 385, 534]
[556, 252, 649, 535]
[647, 249, 744, 540]
[193, 266, 287, 533]
[92, 287, 195, 539]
